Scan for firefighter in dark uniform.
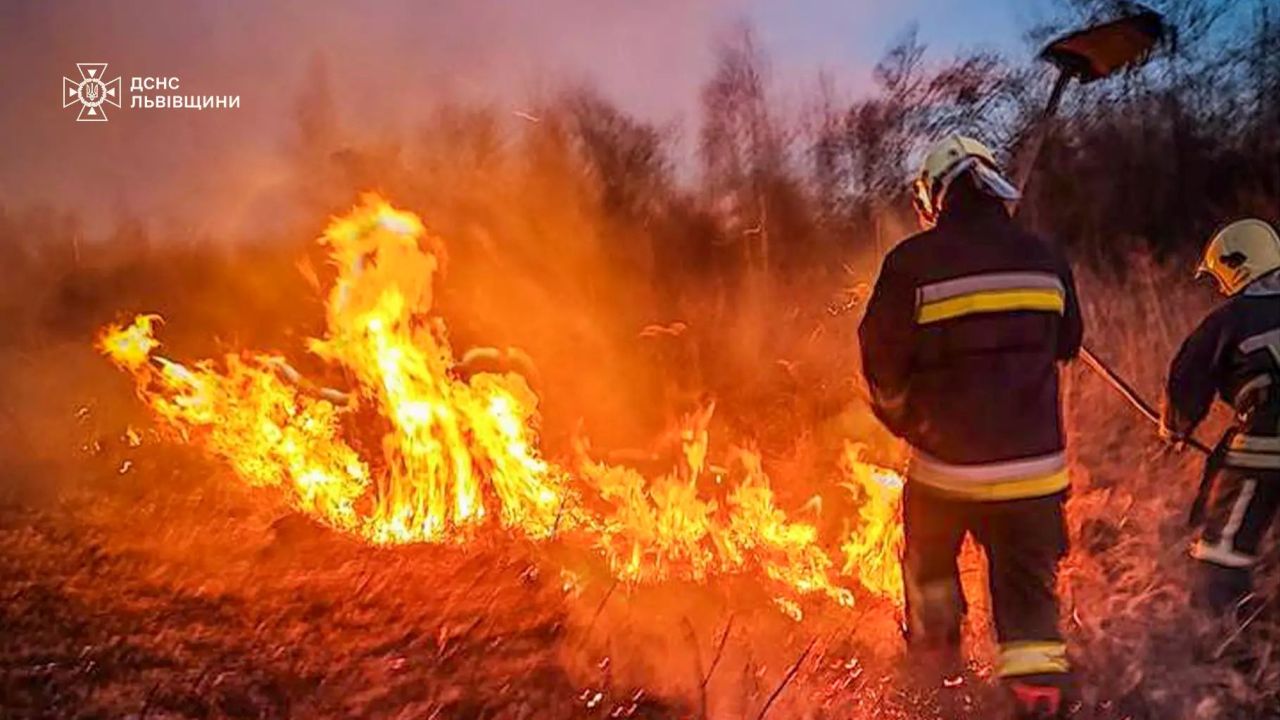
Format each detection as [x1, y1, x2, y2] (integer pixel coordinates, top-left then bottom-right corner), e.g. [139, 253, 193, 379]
[1162, 218, 1280, 613]
[859, 135, 1083, 720]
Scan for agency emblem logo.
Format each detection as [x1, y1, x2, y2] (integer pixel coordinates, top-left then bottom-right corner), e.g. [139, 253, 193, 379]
[63, 63, 122, 122]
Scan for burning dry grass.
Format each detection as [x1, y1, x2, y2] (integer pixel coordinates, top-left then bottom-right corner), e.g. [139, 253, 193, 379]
[1055, 258, 1280, 719]
[94, 196, 905, 617]
[4, 203, 1280, 718]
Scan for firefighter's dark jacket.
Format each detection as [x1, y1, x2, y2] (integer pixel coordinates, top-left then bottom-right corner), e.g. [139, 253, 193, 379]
[1165, 272, 1280, 471]
[859, 198, 1084, 500]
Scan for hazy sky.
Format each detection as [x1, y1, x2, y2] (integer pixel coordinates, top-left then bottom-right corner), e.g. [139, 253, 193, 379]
[0, 0, 1059, 238]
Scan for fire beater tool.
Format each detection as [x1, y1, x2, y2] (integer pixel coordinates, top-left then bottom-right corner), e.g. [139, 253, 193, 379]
[1012, 4, 1211, 455]
[1014, 3, 1170, 192]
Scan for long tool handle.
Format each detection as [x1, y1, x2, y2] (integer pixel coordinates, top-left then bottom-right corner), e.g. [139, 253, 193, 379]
[1012, 68, 1073, 194]
[1010, 72, 1211, 456]
[1078, 347, 1212, 455]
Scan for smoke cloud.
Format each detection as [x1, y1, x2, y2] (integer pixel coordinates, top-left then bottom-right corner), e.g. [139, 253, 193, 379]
[0, 0, 735, 238]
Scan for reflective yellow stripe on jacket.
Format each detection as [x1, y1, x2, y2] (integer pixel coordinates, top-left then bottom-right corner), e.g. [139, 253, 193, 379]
[916, 271, 1066, 325]
[908, 450, 1069, 501]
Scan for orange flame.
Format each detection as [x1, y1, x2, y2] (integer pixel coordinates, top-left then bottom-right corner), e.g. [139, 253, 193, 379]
[839, 442, 905, 604]
[98, 194, 906, 612]
[97, 313, 161, 372]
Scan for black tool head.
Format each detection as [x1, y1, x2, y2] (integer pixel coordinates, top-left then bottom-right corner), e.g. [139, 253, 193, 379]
[1040, 3, 1169, 83]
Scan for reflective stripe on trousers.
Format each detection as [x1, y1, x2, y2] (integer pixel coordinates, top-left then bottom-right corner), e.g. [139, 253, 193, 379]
[902, 486, 1070, 681]
[908, 449, 1070, 501]
[1190, 468, 1280, 611]
[1191, 477, 1259, 568]
[998, 641, 1070, 678]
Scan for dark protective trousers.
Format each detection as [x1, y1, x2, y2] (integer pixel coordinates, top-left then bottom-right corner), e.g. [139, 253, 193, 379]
[902, 483, 1070, 680]
[1193, 468, 1280, 613]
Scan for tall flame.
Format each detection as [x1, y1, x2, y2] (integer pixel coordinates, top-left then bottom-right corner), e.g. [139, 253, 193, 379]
[98, 194, 905, 612]
[839, 443, 905, 603]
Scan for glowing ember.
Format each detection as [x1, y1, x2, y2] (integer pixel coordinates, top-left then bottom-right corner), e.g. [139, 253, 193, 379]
[98, 194, 905, 611]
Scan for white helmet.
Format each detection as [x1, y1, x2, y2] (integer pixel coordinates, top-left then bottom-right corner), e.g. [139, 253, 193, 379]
[1198, 218, 1280, 296]
[911, 134, 1020, 228]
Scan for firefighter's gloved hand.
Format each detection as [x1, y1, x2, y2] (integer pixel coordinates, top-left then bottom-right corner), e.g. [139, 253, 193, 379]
[1158, 421, 1188, 450]
[1158, 402, 1197, 451]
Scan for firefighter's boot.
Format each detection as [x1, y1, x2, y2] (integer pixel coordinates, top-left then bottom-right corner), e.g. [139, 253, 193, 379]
[1005, 673, 1073, 719]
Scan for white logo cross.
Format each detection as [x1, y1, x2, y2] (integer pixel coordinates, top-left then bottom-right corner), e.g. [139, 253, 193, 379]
[63, 63, 122, 122]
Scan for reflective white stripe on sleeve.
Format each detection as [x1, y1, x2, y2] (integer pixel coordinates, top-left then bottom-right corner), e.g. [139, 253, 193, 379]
[1239, 329, 1280, 366]
[1233, 375, 1273, 408]
[1224, 451, 1280, 470]
[1231, 435, 1280, 453]
[1226, 435, 1280, 469]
